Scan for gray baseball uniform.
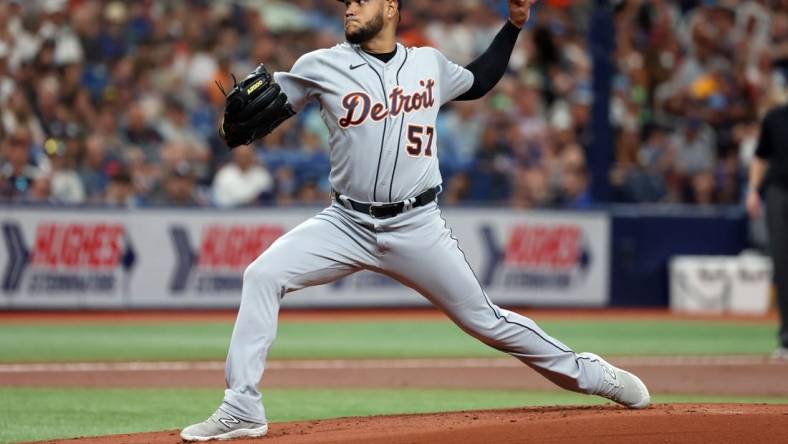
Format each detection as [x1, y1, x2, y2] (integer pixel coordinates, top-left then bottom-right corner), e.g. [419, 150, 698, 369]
[220, 43, 607, 424]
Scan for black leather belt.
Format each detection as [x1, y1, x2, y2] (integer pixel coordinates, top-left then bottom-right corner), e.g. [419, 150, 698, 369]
[334, 186, 440, 219]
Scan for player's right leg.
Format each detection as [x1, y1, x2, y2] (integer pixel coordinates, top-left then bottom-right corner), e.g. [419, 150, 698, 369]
[181, 205, 378, 441]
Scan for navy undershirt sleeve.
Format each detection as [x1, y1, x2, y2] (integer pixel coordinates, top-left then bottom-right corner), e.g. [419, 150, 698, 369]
[455, 21, 521, 101]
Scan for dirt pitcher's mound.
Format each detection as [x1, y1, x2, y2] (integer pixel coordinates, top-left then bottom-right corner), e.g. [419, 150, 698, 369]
[37, 404, 788, 444]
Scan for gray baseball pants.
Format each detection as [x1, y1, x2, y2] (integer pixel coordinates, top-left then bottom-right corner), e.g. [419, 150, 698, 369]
[220, 201, 606, 423]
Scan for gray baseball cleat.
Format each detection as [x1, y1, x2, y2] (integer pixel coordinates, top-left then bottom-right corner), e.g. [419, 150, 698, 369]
[578, 352, 651, 409]
[772, 346, 788, 361]
[180, 408, 268, 441]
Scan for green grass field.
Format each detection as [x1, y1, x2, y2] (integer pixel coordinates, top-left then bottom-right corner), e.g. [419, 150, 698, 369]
[1, 387, 787, 443]
[0, 317, 782, 443]
[0, 319, 778, 362]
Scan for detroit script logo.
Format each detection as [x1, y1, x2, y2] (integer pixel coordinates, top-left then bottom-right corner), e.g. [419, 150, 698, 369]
[338, 78, 436, 128]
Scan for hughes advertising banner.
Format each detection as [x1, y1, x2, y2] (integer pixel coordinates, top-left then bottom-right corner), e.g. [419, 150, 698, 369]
[0, 207, 609, 308]
[0, 210, 135, 308]
[447, 209, 610, 306]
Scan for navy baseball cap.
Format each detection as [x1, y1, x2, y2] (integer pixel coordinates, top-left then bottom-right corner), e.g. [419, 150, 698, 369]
[337, 0, 403, 9]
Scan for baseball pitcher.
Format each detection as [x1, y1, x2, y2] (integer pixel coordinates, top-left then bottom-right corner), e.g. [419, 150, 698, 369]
[182, 1, 650, 440]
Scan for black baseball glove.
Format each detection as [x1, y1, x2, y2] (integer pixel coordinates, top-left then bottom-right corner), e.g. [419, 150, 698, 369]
[218, 64, 296, 149]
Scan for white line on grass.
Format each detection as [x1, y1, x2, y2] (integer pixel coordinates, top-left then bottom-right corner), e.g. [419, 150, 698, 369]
[0, 355, 780, 373]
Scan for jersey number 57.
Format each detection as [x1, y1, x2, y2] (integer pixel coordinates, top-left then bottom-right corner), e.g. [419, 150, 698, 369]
[405, 124, 435, 157]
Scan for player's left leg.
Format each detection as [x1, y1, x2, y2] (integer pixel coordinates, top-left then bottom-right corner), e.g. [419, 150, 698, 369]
[377, 204, 650, 408]
[181, 206, 380, 441]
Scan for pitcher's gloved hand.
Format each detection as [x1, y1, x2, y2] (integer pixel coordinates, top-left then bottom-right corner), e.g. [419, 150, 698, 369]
[218, 64, 296, 149]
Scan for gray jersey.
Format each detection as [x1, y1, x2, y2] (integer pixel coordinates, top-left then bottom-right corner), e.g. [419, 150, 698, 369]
[273, 42, 474, 203]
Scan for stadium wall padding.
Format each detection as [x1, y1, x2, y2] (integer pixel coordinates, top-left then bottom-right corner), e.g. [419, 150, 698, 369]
[0, 206, 609, 308]
[0, 205, 748, 308]
[609, 206, 749, 307]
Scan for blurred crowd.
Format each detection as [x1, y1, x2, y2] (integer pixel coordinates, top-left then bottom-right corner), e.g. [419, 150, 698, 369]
[0, 0, 786, 208]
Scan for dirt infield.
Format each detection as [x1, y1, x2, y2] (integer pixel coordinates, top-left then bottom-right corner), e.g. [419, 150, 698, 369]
[3, 357, 788, 396]
[35, 404, 788, 444]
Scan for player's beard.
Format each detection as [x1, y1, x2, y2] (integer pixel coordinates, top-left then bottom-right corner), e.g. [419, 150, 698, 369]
[345, 12, 384, 44]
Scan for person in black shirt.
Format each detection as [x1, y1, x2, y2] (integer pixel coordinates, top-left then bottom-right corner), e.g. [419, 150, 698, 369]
[747, 104, 788, 360]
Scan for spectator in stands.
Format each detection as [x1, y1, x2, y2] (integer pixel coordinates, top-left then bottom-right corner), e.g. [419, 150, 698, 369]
[714, 155, 740, 205]
[274, 166, 298, 206]
[687, 170, 715, 206]
[554, 143, 592, 209]
[122, 103, 162, 163]
[467, 124, 513, 201]
[297, 129, 330, 194]
[157, 96, 211, 179]
[442, 172, 471, 205]
[45, 137, 85, 204]
[2, 90, 44, 144]
[621, 124, 675, 203]
[0, 42, 12, 107]
[121, 145, 154, 198]
[212, 146, 274, 207]
[672, 115, 717, 188]
[0, 128, 40, 200]
[149, 161, 202, 207]
[514, 86, 549, 158]
[26, 175, 53, 203]
[437, 101, 484, 175]
[105, 168, 137, 208]
[511, 166, 551, 209]
[296, 178, 326, 205]
[78, 134, 111, 202]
